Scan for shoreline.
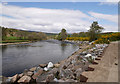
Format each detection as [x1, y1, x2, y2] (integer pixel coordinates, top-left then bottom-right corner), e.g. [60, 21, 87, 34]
[0, 41, 33, 46]
[2, 41, 111, 83]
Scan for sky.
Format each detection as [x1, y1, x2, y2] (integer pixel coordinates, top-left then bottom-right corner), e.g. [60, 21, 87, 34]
[0, 1, 118, 33]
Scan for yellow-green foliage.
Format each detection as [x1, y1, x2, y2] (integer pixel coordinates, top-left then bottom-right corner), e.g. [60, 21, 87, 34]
[94, 32, 120, 44]
[66, 37, 90, 41]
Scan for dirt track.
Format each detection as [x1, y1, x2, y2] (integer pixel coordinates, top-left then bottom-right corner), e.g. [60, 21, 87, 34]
[82, 41, 119, 82]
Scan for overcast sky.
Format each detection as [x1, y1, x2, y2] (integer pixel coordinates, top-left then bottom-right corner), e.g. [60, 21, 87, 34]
[0, 1, 118, 33]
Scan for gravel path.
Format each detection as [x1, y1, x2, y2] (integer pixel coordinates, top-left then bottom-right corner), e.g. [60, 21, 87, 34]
[82, 41, 119, 82]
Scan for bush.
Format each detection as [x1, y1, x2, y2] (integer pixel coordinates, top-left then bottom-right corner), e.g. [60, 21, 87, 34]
[94, 32, 120, 44]
[66, 37, 89, 41]
[94, 38, 110, 44]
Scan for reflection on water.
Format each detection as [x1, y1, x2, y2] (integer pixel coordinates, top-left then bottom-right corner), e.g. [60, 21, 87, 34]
[60, 43, 67, 53]
[2, 40, 79, 77]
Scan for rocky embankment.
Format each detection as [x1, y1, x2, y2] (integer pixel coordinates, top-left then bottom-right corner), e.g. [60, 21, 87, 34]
[2, 42, 108, 83]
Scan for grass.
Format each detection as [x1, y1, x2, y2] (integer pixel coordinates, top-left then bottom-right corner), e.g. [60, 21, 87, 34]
[0, 40, 30, 43]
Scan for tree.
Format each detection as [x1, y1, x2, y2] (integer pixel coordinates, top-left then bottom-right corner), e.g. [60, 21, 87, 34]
[71, 33, 79, 37]
[57, 28, 67, 41]
[88, 21, 104, 41]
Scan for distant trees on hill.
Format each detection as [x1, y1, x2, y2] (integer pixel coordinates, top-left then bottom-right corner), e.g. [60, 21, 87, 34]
[0, 26, 47, 41]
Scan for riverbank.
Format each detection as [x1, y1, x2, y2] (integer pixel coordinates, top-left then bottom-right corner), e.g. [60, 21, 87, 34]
[82, 41, 118, 82]
[2, 41, 111, 83]
[0, 41, 32, 46]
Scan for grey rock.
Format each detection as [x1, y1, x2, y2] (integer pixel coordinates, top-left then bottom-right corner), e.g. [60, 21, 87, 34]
[39, 64, 47, 68]
[32, 69, 43, 80]
[18, 75, 31, 83]
[60, 69, 74, 79]
[54, 64, 60, 68]
[11, 74, 19, 83]
[46, 74, 54, 82]
[27, 71, 33, 77]
[29, 67, 36, 72]
[19, 73, 23, 78]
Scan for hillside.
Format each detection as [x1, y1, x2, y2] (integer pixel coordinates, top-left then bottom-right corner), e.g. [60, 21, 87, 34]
[0, 26, 47, 42]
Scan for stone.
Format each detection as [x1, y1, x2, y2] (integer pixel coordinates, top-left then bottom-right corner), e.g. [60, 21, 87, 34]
[62, 65, 67, 69]
[11, 74, 19, 83]
[59, 69, 73, 79]
[80, 74, 88, 82]
[73, 66, 82, 73]
[85, 67, 94, 71]
[36, 67, 43, 71]
[5, 77, 12, 82]
[44, 67, 48, 71]
[48, 68, 60, 79]
[54, 64, 60, 68]
[85, 54, 92, 57]
[64, 79, 77, 82]
[29, 67, 36, 72]
[67, 64, 74, 69]
[47, 62, 54, 68]
[75, 68, 83, 78]
[46, 74, 54, 82]
[27, 71, 33, 76]
[39, 64, 47, 68]
[32, 69, 43, 79]
[19, 73, 23, 78]
[53, 78, 59, 82]
[18, 76, 31, 83]
[23, 69, 29, 75]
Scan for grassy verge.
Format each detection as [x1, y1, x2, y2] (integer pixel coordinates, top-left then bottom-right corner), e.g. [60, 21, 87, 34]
[0, 40, 30, 43]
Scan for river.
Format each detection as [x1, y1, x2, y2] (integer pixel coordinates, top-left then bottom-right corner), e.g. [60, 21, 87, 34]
[2, 40, 79, 77]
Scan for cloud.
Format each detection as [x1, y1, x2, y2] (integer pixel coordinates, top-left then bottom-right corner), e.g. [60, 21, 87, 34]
[99, 0, 119, 5]
[89, 12, 118, 23]
[0, 4, 118, 33]
[104, 0, 119, 2]
[1, 4, 94, 33]
[102, 24, 118, 32]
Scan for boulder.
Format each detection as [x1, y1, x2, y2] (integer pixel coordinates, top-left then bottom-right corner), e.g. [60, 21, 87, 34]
[18, 76, 31, 83]
[29, 67, 37, 72]
[47, 62, 54, 68]
[75, 68, 82, 78]
[19, 73, 23, 78]
[72, 66, 82, 72]
[46, 74, 54, 82]
[27, 71, 33, 77]
[39, 64, 47, 68]
[36, 67, 43, 71]
[11, 74, 19, 83]
[23, 69, 29, 75]
[85, 67, 94, 71]
[54, 64, 60, 68]
[4, 77, 12, 82]
[59, 69, 73, 79]
[44, 67, 48, 71]
[85, 54, 92, 58]
[32, 69, 43, 80]
[80, 74, 88, 82]
[48, 68, 60, 79]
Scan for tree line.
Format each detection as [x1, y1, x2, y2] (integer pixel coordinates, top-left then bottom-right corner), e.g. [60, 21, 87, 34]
[57, 21, 120, 44]
[0, 26, 47, 41]
[57, 21, 104, 41]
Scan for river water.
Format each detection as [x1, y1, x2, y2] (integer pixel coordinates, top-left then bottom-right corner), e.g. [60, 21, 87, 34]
[2, 40, 79, 77]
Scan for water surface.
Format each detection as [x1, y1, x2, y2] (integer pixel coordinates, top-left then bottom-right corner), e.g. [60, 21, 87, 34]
[2, 40, 79, 77]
